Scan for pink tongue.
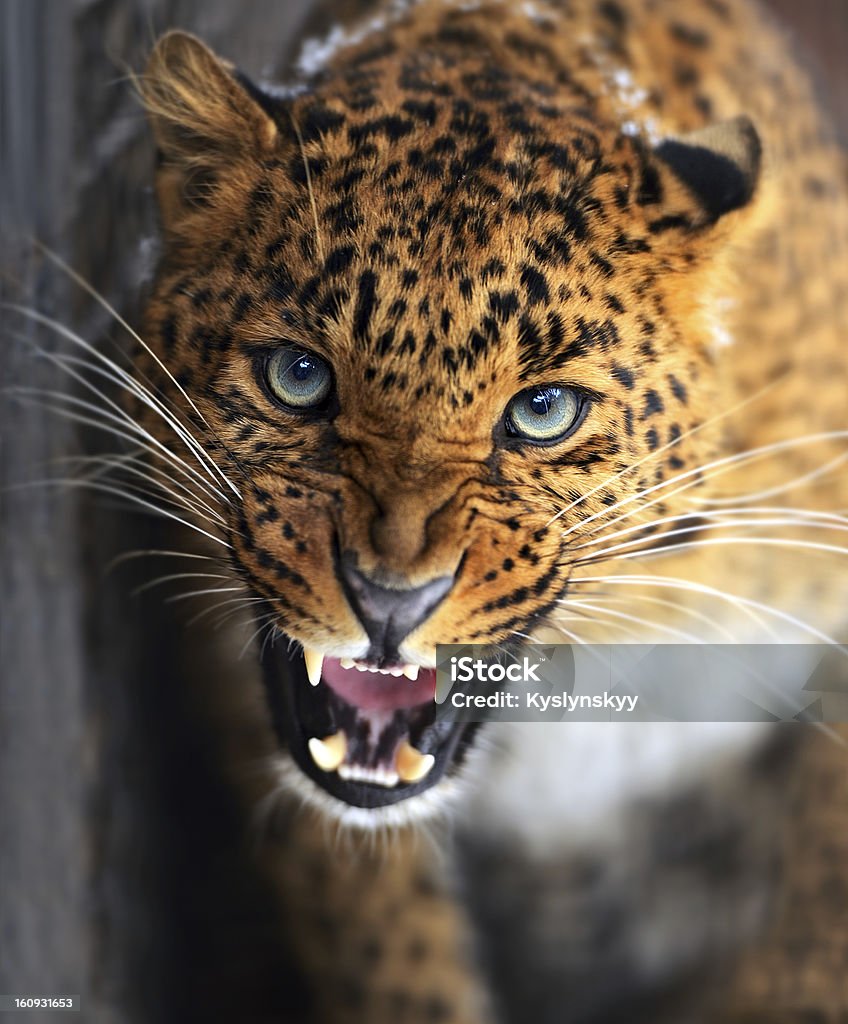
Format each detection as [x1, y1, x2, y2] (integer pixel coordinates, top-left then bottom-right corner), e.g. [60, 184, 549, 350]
[321, 658, 436, 711]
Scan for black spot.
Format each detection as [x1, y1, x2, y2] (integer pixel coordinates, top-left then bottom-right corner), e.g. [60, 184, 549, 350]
[298, 102, 346, 142]
[669, 22, 711, 49]
[648, 213, 693, 234]
[489, 290, 520, 323]
[668, 374, 688, 404]
[353, 270, 378, 341]
[232, 293, 253, 321]
[325, 245, 356, 276]
[611, 363, 635, 389]
[520, 264, 550, 305]
[349, 115, 415, 145]
[598, 1, 626, 28]
[161, 316, 177, 353]
[401, 98, 438, 124]
[642, 389, 665, 417]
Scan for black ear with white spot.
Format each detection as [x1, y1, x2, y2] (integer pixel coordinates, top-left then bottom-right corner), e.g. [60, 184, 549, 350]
[654, 116, 762, 225]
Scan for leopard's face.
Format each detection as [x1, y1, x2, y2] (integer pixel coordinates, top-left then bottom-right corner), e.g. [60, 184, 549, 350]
[139, 21, 760, 819]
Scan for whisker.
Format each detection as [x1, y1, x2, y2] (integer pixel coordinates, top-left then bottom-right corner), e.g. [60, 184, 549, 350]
[133, 571, 233, 596]
[186, 594, 267, 628]
[29, 245, 244, 498]
[574, 506, 848, 554]
[165, 585, 247, 604]
[8, 373, 227, 507]
[566, 432, 848, 544]
[575, 535, 848, 568]
[545, 374, 790, 528]
[57, 451, 229, 526]
[105, 548, 218, 575]
[9, 474, 232, 550]
[557, 598, 704, 643]
[239, 615, 280, 660]
[568, 574, 847, 651]
[9, 318, 230, 501]
[688, 451, 848, 506]
[51, 347, 232, 500]
[571, 591, 738, 642]
[10, 454, 227, 534]
[572, 514, 848, 562]
[289, 113, 325, 264]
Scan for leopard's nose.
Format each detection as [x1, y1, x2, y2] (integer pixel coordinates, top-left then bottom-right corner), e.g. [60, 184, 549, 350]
[339, 552, 454, 662]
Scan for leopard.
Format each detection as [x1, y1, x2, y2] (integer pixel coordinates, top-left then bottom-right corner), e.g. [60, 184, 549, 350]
[126, 0, 848, 1020]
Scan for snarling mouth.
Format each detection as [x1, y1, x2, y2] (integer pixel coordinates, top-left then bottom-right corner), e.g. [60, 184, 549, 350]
[261, 643, 477, 809]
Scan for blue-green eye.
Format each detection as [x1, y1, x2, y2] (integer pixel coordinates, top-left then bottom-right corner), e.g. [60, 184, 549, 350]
[266, 347, 332, 409]
[505, 385, 583, 442]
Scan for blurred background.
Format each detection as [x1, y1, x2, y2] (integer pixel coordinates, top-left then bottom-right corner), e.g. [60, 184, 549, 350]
[1, 1, 846, 1022]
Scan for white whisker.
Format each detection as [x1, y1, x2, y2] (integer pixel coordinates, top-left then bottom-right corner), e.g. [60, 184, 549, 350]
[569, 574, 847, 651]
[133, 571, 233, 596]
[576, 535, 848, 568]
[30, 245, 244, 498]
[545, 374, 789, 528]
[9, 318, 231, 501]
[566, 432, 848, 544]
[8, 381, 227, 507]
[557, 599, 704, 643]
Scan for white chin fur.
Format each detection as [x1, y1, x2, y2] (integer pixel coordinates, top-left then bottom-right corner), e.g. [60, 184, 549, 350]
[267, 752, 471, 831]
[461, 721, 772, 852]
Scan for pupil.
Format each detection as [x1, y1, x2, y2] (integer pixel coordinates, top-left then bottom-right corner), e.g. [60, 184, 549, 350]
[292, 356, 313, 382]
[531, 390, 553, 416]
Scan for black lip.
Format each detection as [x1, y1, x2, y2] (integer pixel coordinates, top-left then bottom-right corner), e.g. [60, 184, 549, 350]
[259, 637, 478, 810]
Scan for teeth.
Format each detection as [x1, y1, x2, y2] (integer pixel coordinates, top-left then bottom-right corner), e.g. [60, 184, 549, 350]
[395, 740, 435, 784]
[338, 764, 399, 787]
[307, 731, 347, 772]
[303, 646, 324, 686]
[343, 660, 423, 679]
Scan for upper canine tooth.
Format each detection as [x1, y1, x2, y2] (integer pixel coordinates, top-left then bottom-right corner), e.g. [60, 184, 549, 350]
[308, 732, 347, 772]
[395, 740, 435, 783]
[340, 658, 355, 670]
[402, 665, 420, 681]
[303, 647, 324, 687]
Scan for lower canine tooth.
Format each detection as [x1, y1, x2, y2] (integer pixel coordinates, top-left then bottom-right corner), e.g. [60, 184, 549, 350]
[396, 740, 435, 783]
[303, 647, 324, 687]
[308, 732, 347, 772]
[402, 665, 420, 681]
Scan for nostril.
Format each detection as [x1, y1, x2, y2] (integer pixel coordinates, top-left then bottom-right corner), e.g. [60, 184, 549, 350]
[339, 551, 454, 657]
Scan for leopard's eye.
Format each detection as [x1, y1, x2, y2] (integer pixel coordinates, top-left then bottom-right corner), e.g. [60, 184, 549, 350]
[266, 347, 333, 409]
[505, 385, 583, 443]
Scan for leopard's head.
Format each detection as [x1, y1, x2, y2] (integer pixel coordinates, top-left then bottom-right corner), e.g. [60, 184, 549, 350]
[138, 24, 760, 821]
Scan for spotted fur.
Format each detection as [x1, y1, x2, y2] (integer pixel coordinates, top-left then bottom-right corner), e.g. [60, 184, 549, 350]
[133, 1, 848, 1021]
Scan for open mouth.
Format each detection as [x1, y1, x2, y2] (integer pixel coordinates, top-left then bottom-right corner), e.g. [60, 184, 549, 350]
[261, 643, 477, 809]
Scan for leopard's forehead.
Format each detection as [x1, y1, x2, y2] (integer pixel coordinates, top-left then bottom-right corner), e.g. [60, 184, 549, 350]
[204, 7, 680, 422]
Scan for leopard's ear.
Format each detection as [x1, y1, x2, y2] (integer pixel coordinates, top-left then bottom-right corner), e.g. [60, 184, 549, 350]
[141, 31, 279, 234]
[642, 116, 763, 245]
